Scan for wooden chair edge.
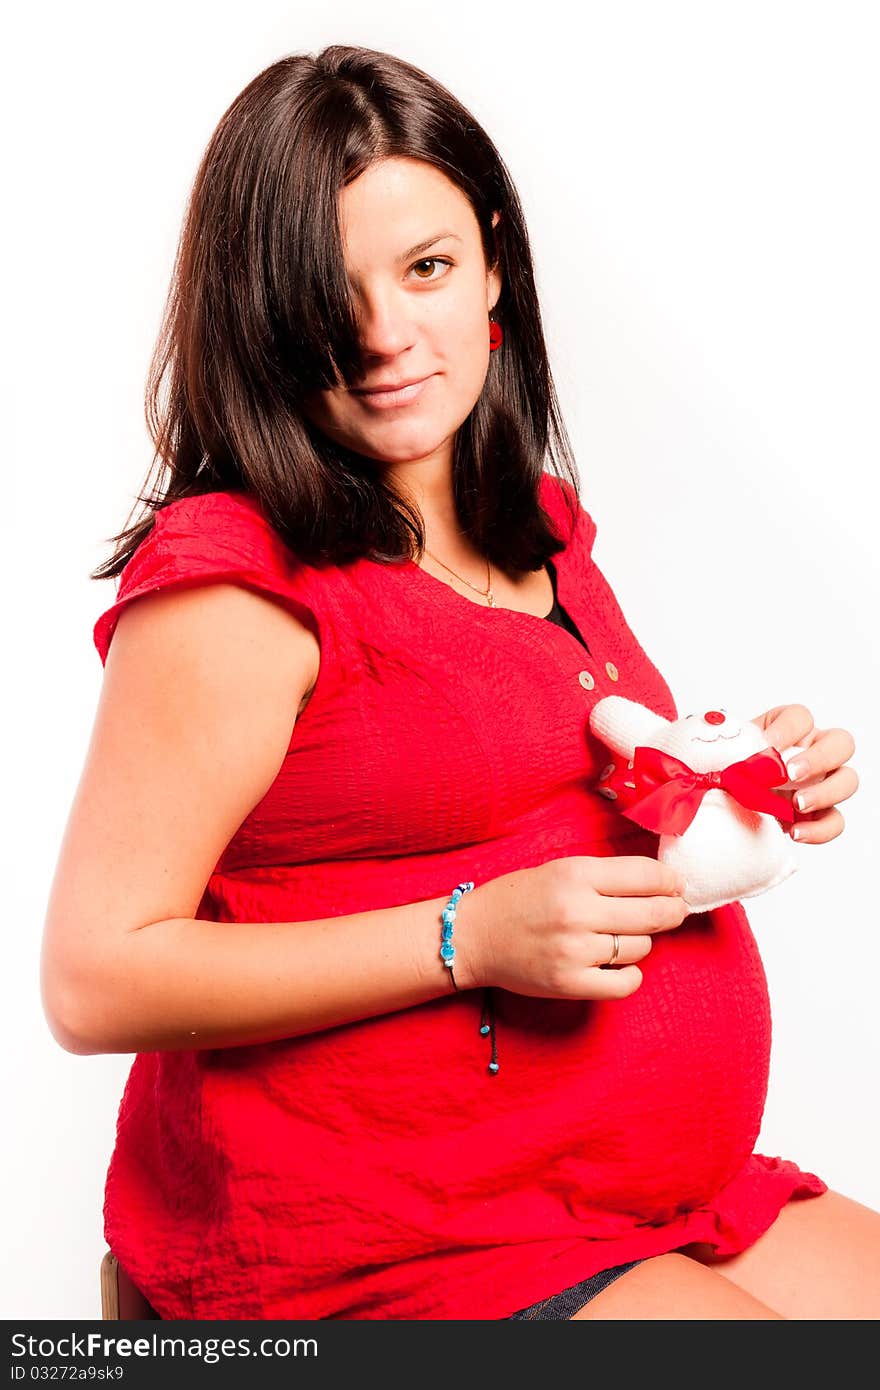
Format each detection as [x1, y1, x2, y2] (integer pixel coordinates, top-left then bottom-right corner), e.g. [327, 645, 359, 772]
[100, 1250, 161, 1320]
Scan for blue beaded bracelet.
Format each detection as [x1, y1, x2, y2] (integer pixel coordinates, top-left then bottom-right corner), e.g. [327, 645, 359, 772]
[440, 880, 499, 1075]
[440, 880, 473, 990]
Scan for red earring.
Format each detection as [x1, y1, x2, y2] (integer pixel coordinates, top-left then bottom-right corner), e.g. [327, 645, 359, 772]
[488, 315, 503, 350]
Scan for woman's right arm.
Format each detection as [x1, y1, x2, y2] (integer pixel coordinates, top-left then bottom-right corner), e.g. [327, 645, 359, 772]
[41, 581, 688, 1057]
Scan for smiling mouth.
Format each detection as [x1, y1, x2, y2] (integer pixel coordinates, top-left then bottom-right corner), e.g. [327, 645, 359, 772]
[351, 375, 434, 409]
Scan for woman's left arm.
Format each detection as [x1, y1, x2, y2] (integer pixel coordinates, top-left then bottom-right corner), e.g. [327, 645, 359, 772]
[751, 703, 859, 842]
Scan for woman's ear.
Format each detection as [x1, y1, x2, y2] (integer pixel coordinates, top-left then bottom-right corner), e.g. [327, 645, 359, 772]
[488, 211, 503, 310]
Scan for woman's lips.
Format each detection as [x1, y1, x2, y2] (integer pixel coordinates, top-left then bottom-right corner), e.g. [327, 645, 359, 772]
[352, 375, 434, 409]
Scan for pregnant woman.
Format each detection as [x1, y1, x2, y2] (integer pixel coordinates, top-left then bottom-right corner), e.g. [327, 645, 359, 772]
[41, 44, 873, 1319]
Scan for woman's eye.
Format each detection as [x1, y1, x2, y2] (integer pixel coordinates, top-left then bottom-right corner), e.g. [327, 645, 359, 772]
[409, 257, 452, 281]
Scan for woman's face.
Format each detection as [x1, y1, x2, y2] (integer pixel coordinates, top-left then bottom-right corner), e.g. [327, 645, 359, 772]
[300, 156, 502, 483]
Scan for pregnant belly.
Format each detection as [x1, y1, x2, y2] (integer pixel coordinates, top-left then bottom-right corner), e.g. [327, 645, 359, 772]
[195, 900, 771, 1251]
[506, 898, 773, 1220]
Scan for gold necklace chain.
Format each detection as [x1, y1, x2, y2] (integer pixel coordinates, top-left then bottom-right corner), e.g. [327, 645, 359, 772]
[422, 547, 496, 607]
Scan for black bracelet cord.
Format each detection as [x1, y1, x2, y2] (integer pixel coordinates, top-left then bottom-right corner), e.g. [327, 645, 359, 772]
[443, 883, 499, 1074]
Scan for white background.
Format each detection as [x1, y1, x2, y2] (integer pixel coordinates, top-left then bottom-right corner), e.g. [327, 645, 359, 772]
[4, 0, 877, 1319]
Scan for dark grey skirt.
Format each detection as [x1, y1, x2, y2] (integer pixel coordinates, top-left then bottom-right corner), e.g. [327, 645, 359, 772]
[506, 1260, 645, 1319]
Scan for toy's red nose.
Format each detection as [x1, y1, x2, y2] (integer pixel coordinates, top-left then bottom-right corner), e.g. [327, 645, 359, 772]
[704, 710, 726, 725]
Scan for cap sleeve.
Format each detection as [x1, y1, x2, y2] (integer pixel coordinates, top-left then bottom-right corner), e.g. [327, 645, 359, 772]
[92, 491, 326, 668]
[540, 471, 598, 557]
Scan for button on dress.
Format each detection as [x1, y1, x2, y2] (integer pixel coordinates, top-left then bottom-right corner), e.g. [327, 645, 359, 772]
[92, 472, 826, 1320]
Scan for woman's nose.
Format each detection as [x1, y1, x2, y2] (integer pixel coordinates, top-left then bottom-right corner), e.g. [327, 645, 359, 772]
[356, 292, 417, 357]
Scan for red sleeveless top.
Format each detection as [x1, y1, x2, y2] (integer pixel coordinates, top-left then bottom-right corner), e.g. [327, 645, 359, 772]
[92, 473, 825, 1320]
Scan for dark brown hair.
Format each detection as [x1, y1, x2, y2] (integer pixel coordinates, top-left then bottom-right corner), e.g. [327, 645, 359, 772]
[92, 44, 581, 582]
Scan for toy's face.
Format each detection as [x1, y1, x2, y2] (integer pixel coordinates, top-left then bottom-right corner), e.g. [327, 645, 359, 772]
[658, 708, 766, 771]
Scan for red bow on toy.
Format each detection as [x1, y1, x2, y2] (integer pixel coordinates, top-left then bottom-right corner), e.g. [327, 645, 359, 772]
[596, 745, 796, 835]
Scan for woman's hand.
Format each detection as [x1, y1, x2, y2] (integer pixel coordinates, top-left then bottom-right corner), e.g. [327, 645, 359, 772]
[750, 703, 859, 843]
[464, 856, 690, 1000]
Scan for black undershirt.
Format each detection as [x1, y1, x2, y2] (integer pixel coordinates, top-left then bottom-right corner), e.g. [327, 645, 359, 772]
[543, 559, 591, 653]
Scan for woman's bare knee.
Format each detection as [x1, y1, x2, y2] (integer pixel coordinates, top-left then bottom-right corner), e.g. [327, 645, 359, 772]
[570, 1253, 785, 1320]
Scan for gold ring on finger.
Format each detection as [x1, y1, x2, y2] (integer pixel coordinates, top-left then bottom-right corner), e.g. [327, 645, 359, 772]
[607, 933, 620, 966]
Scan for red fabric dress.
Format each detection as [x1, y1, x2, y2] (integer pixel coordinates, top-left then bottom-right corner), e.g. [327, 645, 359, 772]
[92, 472, 826, 1320]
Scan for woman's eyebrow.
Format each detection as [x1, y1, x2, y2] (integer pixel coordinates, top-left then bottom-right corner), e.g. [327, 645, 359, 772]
[400, 231, 462, 261]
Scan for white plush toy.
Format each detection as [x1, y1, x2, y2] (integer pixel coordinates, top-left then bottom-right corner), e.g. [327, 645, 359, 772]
[589, 698, 809, 914]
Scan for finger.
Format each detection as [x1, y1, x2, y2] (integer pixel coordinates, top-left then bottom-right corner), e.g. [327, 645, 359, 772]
[601, 895, 690, 934]
[586, 856, 684, 897]
[585, 964, 644, 999]
[789, 806, 845, 843]
[760, 704, 815, 758]
[594, 933, 653, 968]
[790, 765, 859, 814]
[784, 729, 858, 785]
